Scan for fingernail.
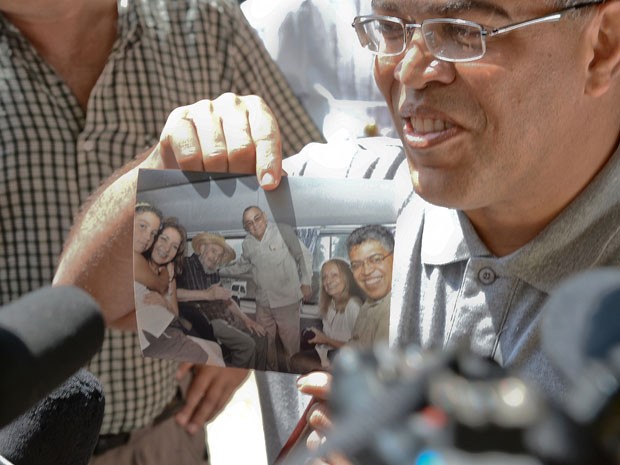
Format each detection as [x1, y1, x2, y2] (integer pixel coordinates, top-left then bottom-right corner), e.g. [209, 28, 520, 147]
[296, 374, 308, 389]
[260, 172, 275, 186]
[178, 138, 198, 158]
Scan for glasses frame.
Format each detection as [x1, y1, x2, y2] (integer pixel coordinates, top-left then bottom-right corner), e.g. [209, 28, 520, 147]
[352, 1, 604, 62]
[350, 251, 394, 272]
[243, 212, 265, 231]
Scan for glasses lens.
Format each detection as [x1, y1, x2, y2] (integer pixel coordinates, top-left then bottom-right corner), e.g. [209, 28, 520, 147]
[423, 19, 484, 62]
[355, 17, 405, 55]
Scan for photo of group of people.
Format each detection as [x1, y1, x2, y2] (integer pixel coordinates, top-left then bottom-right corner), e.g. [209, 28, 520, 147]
[133, 170, 399, 374]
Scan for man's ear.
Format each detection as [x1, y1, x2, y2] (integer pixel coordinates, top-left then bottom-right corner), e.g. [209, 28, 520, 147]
[585, 2, 620, 97]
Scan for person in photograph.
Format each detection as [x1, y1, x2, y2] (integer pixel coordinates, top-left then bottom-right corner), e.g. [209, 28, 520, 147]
[176, 232, 268, 369]
[133, 202, 163, 255]
[220, 206, 314, 371]
[345, 225, 394, 348]
[289, 258, 364, 374]
[134, 218, 225, 366]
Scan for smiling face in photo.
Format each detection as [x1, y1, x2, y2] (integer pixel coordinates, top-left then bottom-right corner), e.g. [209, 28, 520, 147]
[349, 239, 393, 301]
[199, 242, 225, 271]
[133, 211, 161, 254]
[322, 261, 346, 300]
[151, 227, 182, 265]
[243, 207, 267, 240]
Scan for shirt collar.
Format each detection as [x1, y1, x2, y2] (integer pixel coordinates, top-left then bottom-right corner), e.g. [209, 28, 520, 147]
[504, 146, 620, 293]
[115, 0, 141, 53]
[419, 145, 620, 293]
[420, 205, 490, 265]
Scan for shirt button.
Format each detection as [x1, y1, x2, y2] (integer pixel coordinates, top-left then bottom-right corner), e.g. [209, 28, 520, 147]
[82, 140, 95, 151]
[478, 267, 496, 285]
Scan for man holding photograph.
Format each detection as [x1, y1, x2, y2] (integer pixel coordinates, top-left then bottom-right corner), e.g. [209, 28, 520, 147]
[53, 0, 620, 462]
[219, 206, 314, 372]
[0, 0, 322, 463]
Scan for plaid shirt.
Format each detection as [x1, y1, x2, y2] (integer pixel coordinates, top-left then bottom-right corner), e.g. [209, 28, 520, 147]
[177, 253, 243, 328]
[0, 0, 322, 433]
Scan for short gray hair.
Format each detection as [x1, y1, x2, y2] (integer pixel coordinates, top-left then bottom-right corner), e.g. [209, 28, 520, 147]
[346, 224, 394, 254]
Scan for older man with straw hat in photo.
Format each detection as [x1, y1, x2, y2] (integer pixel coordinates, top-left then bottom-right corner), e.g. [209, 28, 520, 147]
[176, 232, 267, 369]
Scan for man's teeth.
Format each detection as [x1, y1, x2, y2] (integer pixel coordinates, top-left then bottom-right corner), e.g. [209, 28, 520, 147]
[412, 117, 453, 133]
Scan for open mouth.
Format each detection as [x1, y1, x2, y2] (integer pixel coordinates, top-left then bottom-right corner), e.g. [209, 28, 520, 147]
[364, 276, 383, 288]
[410, 116, 454, 134]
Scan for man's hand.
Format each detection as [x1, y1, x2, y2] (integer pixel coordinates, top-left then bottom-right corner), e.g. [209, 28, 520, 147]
[301, 284, 313, 302]
[206, 283, 232, 301]
[174, 364, 249, 435]
[296, 372, 353, 465]
[243, 317, 266, 336]
[53, 93, 284, 325]
[157, 93, 283, 190]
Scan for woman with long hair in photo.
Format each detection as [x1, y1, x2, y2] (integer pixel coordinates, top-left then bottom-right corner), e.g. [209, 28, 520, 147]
[134, 216, 224, 366]
[289, 258, 364, 374]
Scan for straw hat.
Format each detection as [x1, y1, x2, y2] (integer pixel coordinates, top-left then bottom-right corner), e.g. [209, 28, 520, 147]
[192, 232, 236, 265]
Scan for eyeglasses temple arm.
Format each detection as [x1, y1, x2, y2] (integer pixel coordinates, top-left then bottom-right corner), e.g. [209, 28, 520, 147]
[486, 13, 562, 38]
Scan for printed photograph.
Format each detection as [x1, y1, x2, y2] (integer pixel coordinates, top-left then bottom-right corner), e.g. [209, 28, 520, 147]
[133, 169, 400, 374]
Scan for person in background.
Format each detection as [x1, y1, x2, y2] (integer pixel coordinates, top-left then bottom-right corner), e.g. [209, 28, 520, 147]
[289, 258, 363, 374]
[176, 232, 268, 369]
[220, 206, 314, 371]
[0, 0, 323, 463]
[241, 0, 396, 140]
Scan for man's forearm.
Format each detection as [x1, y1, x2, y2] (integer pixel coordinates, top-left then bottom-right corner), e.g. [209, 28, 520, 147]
[176, 288, 212, 302]
[218, 261, 252, 276]
[226, 300, 249, 321]
[52, 145, 175, 326]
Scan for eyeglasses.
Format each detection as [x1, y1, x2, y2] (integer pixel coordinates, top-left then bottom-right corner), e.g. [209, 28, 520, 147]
[352, 1, 604, 63]
[350, 252, 393, 272]
[243, 213, 264, 230]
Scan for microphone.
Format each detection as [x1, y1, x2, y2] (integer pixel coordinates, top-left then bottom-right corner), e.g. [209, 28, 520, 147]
[0, 285, 105, 427]
[528, 268, 620, 465]
[0, 369, 105, 465]
[541, 267, 620, 386]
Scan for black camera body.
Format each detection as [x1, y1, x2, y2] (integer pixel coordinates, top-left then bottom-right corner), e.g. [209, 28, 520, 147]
[324, 344, 619, 465]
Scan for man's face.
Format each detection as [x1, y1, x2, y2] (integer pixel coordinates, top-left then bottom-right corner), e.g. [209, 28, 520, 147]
[243, 208, 267, 240]
[199, 243, 225, 271]
[349, 239, 393, 301]
[372, 0, 593, 212]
